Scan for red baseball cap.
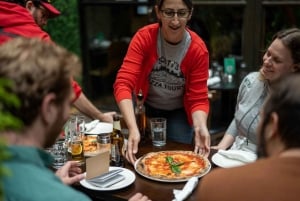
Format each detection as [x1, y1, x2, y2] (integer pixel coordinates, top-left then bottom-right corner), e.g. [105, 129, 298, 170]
[39, 0, 60, 18]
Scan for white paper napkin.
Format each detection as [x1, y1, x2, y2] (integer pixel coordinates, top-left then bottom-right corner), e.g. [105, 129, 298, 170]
[218, 149, 257, 163]
[172, 177, 198, 201]
[85, 120, 100, 132]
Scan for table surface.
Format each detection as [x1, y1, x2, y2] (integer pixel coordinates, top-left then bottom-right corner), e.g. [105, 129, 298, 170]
[73, 139, 218, 201]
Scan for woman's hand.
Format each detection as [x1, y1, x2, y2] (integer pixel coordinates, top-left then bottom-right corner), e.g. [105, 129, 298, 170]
[125, 129, 140, 164]
[193, 126, 210, 157]
[192, 111, 210, 157]
[55, 161, 85, 185]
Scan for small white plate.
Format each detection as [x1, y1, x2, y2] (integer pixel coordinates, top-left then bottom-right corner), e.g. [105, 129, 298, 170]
[211, 152, 245, 168]
[80, 167, 135, 191]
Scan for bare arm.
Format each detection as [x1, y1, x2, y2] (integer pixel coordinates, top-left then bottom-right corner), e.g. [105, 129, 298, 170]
[192, 110, 210, 157]
[73, 93, 116, 123]
[117, 99, 140, 164]
[211, 133, 235, 150]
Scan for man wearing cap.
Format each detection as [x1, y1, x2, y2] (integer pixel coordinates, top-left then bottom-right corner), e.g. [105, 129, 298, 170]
[27, 0, 61, 27]
[0, 0, 116, 124]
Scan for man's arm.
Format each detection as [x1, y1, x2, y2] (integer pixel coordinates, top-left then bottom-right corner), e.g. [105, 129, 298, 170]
[73, 92, 116, 123]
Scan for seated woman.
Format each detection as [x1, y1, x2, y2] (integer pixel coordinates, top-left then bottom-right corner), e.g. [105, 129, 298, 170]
[212, 28, 300, 153]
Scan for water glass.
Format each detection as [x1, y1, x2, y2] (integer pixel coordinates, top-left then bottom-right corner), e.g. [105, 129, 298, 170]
[46, 139, 68, 169]
[150, 118, 167, 147]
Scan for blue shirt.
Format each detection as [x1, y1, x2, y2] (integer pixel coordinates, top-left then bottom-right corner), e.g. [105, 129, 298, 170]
[3, 146, 91, 201]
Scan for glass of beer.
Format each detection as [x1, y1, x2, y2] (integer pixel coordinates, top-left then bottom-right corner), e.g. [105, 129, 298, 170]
[71, 136, 84, 161]
[69, 115, 86, 171]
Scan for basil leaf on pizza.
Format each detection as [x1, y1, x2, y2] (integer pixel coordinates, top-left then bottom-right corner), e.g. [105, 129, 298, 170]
[166, 156, 184, 174]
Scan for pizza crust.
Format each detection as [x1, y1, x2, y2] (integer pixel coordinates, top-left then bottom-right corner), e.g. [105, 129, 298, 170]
[135, 150, 210, 181]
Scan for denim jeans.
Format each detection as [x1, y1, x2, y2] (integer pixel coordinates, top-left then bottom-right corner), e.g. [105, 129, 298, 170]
[145, 104, 193, 144]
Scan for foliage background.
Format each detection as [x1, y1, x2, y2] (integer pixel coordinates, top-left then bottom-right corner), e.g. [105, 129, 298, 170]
[0, 79, 22, 200]
[44, 0, 82, 84]
[0, 1, 81, 199]
[45, 0, 81, 56]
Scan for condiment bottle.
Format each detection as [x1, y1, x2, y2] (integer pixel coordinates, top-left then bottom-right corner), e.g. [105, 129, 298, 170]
[135, 90, 147, 142]
[110, 115, 124, 167]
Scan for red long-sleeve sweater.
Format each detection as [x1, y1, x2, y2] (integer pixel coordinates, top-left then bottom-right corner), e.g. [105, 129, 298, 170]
[114, 23, 209, 124]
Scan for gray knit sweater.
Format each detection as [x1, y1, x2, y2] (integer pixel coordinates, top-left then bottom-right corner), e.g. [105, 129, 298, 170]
[226, 72, 268, 147]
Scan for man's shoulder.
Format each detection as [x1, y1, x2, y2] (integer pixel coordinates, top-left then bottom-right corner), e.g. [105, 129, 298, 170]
[4, 158, 90, 201]
[0, 26, 52, 45]
[0, 2, 52, 43]
[199, 158, 300, 200]
[4, 177, 90, 201]
[202, 159, 272, 184]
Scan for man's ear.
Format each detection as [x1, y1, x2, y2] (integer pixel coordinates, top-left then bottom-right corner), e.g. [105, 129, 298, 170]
[265, 112, 279, 141]
[25, 0, 35, 12]
[40, 93, 58, 125]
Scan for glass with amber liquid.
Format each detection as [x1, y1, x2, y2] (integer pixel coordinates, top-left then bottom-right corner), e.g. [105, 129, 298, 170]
[71, 139, 84, 161]
[69, 115, 86, 171]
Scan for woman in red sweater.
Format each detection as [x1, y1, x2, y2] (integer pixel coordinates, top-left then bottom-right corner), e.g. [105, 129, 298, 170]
[114, 0, 210, 164]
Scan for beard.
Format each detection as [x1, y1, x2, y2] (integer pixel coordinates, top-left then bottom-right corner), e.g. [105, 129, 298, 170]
[32, 9, 44, 28]
[43, 112, 67, 148]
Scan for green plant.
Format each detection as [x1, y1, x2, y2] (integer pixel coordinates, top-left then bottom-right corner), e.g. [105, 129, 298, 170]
[0, 79, 22, 200]
[45, 0, 81, 56]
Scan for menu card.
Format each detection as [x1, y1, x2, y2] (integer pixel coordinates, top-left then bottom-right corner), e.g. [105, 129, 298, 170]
[85, 150, 110, 180]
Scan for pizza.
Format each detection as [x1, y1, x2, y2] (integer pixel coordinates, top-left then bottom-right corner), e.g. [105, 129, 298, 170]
[135, 150, 211, 181]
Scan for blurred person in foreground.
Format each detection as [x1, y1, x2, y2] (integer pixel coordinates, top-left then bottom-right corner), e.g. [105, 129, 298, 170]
[0, 37, 150, 201]
[0, 0, 116, 123]
[198, 73, 300, 201]
[211, 28, 300, 153]
[114, 0, 210, 164]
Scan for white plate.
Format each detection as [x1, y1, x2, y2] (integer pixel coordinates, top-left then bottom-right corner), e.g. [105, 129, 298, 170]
[80, 167, 135, 191]
[134, 153, 211, 182]
[211, 152, 245, 168]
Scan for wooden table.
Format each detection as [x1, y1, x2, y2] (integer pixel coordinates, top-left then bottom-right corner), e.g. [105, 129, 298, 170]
[73, 139, 218, 201]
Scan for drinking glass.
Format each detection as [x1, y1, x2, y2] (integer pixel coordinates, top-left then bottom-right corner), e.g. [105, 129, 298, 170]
[150, 118, 167, 147]
[45, 139, 67, 169]
[67, 115, 86, 171]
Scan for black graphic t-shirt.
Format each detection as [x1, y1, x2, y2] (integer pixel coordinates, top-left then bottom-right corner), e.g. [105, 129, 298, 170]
[147, 29, 191, 110]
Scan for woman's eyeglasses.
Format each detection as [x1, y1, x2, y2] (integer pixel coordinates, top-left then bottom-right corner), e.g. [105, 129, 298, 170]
[160, 9, 191, 18]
